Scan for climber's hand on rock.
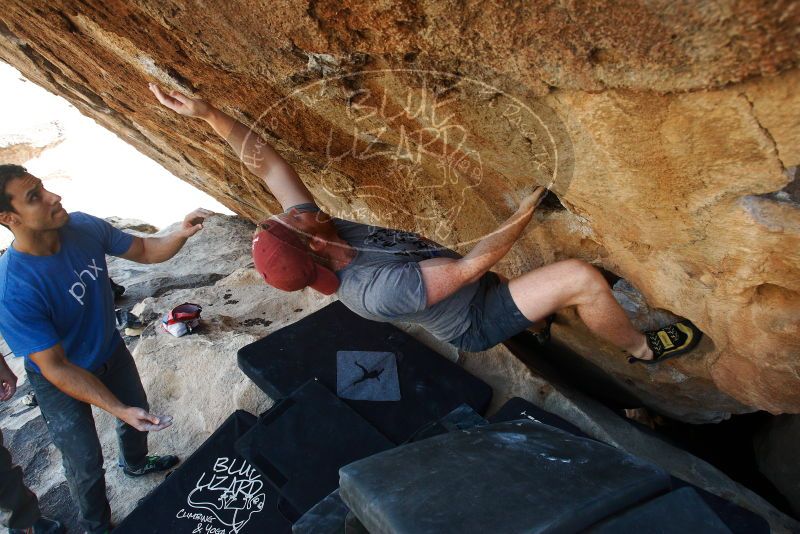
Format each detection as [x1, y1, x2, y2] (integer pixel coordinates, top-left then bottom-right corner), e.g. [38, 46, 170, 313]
[119, 406, 174, 432]
[148, 83, 213, 119]
[179, 208, 213, 238]
[517, 186, 548, 216]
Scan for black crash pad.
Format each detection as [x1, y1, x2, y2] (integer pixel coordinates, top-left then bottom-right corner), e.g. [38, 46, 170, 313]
[291, 490, 350, 534]
[586, 487, 731, 533]
[235, 380, 394, 522]
[489, 396, 591, 439]
[237, 301, 493, 443]
[339, 420, 671, 534]
[669, 478, 769, 534]
[293, 404, 486, 534]
[406, 403, 487, 442]
[116, 410, 291, 534]
[290, 489, 369, 534]
[292, 490, 370, 534]
[491, 399, 768, 534]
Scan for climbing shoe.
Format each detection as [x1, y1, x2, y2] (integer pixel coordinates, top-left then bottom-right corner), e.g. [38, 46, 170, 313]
[122, 454, 180, 478]
[628, 320, 702, 365]
[9, 516, 64, 534]
[531, 314, 555, 346]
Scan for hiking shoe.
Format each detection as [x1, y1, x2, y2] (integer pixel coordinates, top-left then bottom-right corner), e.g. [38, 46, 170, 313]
[629, 320, 703, 364]
[115, 309, 144, 336]
[110, 278, 126, 300]
[122, 454, 179, 477]
[124, 323, 145, 337]
[9, 516, 64, 534]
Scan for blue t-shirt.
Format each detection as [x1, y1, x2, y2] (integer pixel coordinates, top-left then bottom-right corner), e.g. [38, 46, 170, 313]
[0, 212, 134, 373]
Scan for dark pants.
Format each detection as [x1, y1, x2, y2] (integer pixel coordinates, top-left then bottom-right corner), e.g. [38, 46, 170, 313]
[0, 429, 41, 529]
[27, 341, 150, 534]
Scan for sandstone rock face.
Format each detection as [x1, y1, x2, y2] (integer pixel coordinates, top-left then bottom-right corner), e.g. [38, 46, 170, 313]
[0, 1, 798, 420]
[105, 216, 158, 235]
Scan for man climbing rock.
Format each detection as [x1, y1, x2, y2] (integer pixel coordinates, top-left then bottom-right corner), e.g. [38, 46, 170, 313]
[150, 84, 701, 364]
[0, 164, 210, 533]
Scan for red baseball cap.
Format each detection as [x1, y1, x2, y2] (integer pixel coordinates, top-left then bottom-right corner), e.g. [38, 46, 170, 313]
[251, 217, 340, 295]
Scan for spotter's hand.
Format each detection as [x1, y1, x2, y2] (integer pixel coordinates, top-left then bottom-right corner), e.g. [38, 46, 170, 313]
[119, 407, 174, 432]
[179, 208, 214, 238]
[0, 364, 17, 402]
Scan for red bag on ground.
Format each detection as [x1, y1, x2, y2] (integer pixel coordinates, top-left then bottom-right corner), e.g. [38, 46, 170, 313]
[161, 303, 202, 337]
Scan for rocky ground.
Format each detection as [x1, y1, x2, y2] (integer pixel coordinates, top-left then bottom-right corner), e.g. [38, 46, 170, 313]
[1, 214, 798, 532]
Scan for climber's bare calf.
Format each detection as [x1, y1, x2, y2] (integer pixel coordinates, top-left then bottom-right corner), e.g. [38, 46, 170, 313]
[507, 259, 652, 359]
[507, 258, 705, 364]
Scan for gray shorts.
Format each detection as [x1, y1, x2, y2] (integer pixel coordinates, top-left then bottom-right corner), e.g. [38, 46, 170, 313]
[447, 272, 534, 352]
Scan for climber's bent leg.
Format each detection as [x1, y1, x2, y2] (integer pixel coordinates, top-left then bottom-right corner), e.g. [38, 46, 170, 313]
[507, 259, 651, 358]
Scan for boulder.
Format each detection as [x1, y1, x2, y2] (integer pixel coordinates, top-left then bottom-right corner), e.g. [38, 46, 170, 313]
[107, 213, 255, 305]
[105, 216, 159, 235]
[611, 278, 682, 333]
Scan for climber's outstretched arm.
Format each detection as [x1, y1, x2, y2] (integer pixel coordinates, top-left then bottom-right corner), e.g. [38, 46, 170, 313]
[419, 187, 546, 306]
[148, 83, 314, 211]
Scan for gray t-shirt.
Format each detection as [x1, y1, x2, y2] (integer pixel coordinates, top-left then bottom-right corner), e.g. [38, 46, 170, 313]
[332, 217, 479, 342]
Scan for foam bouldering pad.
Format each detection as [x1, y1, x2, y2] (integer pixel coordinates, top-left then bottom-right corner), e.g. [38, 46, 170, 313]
[669, 478, 769, 534]
[116, 410, 291, 534]
[406, 403, 487, 443]
[490, 402, 767, 533]
[293, 404, 487, 533]
[235, 380, 394, 522]
[489, 396, 591, 439]
[291, 490, 350, 534]
[237, 301, 493, 443]
[585, 487, 731, 533]
[289, 491, 368, 534]
[339, 420, 671, 534]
